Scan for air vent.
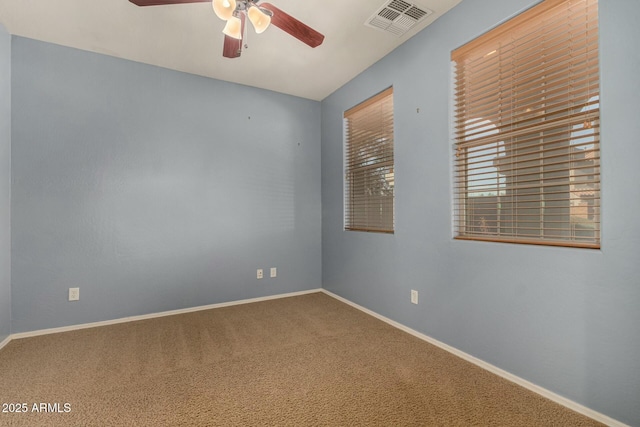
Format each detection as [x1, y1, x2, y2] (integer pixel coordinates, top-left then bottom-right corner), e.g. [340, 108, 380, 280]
[405, 6, 428, 20]
[378, 8, 401, 21]
[365, 0, 433, 37]
[388, 0, 411, 12]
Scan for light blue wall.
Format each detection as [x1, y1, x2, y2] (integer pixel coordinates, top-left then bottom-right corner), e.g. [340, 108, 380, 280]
[321, 1, 640, 425]
[0, 24, 10, 343]
[11, 37, 321, 333]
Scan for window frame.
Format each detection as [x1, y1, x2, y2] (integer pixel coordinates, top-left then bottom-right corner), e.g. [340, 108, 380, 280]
[451, 0, 600, 249]
[343, 87, 395, 234]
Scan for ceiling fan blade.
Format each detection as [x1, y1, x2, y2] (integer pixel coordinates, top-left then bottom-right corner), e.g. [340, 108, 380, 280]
[223, 35, 242, 58]
[129, 0, 209, 6]
[259, 3, 325, 48]
[222, 13, 245, 58]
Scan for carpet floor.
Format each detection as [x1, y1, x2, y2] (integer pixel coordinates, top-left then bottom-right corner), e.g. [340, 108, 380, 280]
[0, 292, 603, 426]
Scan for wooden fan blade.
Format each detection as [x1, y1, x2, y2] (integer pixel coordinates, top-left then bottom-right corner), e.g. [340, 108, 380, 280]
[223, 35, 242, 58]
[129, 0, 209, 5]
[222, 13, 245, 58]
[260, 3, 324, 48]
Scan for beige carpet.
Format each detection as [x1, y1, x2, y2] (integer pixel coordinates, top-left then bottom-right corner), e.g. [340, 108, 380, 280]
[0, 292, 602, 426]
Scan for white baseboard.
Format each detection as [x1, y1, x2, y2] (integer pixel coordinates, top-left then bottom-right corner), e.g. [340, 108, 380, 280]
[11, 288, 323, 340]
[321, 289, 628, 427]
[0, 335, 11, 351]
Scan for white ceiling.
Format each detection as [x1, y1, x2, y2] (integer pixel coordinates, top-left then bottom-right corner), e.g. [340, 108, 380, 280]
[0, 0, 461, 101]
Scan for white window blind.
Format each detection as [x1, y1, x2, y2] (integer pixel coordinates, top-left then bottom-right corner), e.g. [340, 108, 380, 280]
[452, 0, 600, 248]
[344, 87, 395, 233]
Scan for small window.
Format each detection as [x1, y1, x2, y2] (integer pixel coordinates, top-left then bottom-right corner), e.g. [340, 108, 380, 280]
[452, 0, 600, 248]
[344, 87, 395, 233]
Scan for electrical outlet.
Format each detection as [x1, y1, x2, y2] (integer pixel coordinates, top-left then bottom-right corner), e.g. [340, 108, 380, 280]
[411, 290, 418, 305]
[69, 287, 80, 301]
[270, 267, 277, 278]
[257, 269, 263, 279]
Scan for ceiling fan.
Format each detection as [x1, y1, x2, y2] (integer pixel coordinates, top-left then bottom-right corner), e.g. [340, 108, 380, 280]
[129, 0, 325, 59]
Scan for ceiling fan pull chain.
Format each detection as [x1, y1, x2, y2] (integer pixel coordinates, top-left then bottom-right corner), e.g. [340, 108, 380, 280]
[244, 17, 249, 49]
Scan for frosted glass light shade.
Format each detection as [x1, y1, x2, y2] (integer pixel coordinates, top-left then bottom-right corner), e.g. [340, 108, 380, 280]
[248, 6, 271, 34]
[222, 15, 242, 40]
[212, 0, 237, 21]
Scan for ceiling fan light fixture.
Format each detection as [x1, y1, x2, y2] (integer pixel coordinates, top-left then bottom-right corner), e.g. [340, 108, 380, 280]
[248, 5, 271, 34]
[212, 0, 237, 21]
[222, 14, 243, 40]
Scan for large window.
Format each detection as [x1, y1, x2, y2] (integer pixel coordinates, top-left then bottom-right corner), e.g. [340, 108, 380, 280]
[452, 0, 600, 248]
[344, 87, 395, 233]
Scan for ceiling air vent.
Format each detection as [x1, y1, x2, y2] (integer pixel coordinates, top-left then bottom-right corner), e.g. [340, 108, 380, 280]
[365, 0, 433, 36]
